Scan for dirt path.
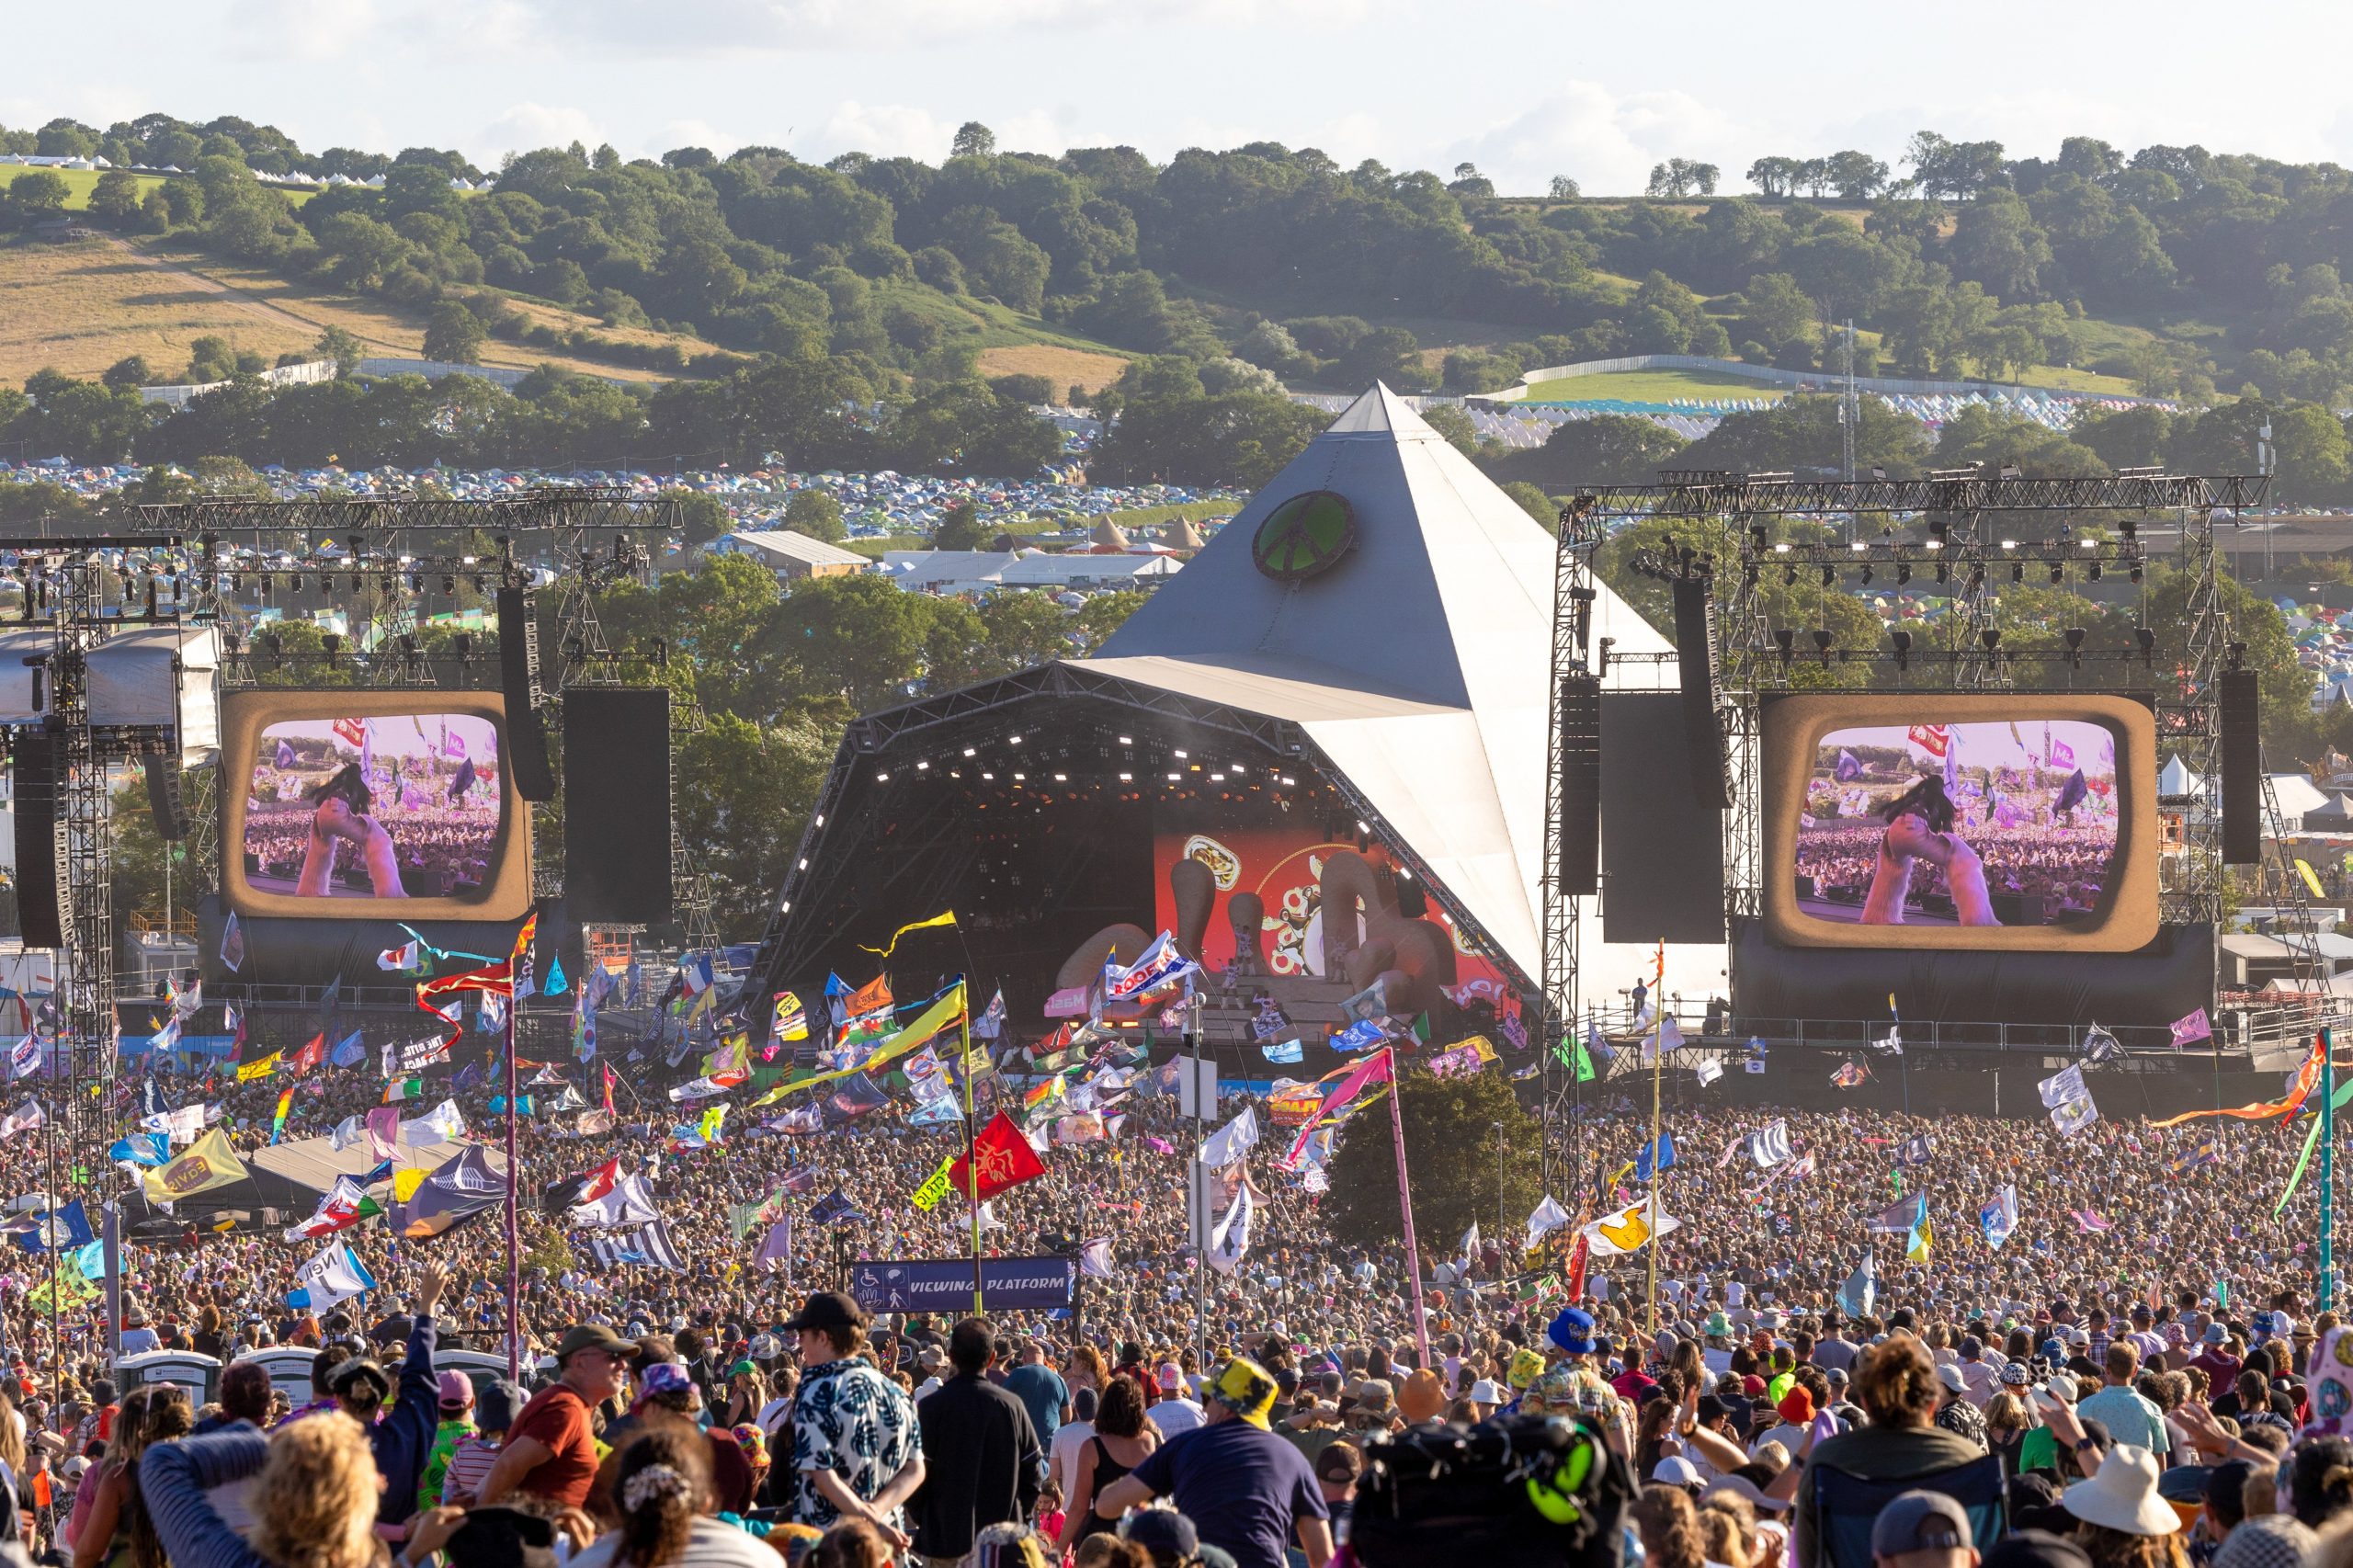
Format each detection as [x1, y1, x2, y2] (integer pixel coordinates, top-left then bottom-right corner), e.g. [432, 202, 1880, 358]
[103, 236, 415, 355]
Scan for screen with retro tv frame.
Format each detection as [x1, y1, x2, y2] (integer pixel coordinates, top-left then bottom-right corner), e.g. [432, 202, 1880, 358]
[1760, 691, 2158, 953]
[220, 690, 531, 922]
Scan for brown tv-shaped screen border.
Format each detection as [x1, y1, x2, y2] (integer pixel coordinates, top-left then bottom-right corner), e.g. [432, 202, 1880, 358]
[1760, 691, 2158, 953]
[219, 689, 532, 923]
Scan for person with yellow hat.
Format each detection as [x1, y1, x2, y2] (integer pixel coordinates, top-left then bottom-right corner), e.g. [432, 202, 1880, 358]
[1096, 1357, 1336, 1568]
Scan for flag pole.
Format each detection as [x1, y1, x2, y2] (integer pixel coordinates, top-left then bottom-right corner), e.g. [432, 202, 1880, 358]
[2325, 1025, 2337, 1310]
[1384, 1046, 1432, 1370]
[504, 940, 521, 1381]
[961, 979, 983, 1314]
[1646, 942, 1665, 1344]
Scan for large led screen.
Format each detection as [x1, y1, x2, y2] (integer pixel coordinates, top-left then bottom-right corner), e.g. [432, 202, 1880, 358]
[1760, 693, 2157, 952]
[220, 691, 530, 921]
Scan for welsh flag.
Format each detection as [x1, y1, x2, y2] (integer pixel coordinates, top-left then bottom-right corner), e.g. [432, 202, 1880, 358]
[949, 1110, 1048, 1201]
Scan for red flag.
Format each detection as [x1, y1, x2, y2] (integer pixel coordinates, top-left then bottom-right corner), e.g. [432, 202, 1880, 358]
[290, 1032, 324, 1075]
[579, 1158, 619, 1203]
[949, 1110, 1047, 1200]
[1563, 1228, 1591, 1302]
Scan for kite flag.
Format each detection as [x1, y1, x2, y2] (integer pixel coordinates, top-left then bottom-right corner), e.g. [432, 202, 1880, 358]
[2299, 858, 2328, 900]
[1261, 1038, 1304, 1064]
[1837, 1253, 1877, 1318]
[1896, 1135, 1933, 1168]
[1980, 1185, 2019, 1250]
[2156, 1033, 2325, 1127]
[1906, 1210, 1933, 1263]
[772, 992, 809, 1042]
[542, 956, 568, 996]
[948, 1110, 1049, 1201]
[1280, 1051, 1392, 1167]
[2171, 1008, 2212, 1050]
[910, 1156, 958, 1212]
[1580, 1196, 1681, 1257]
[857, 911, 958, 960]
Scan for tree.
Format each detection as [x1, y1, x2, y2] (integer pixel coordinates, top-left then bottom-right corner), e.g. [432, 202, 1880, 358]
[88, 168, 142, 225]
[674, 710, 835, 934]
[950, 122, 996, 159]
[1736, 272, 1815, 356]
[1500, 481, 1554, 525]
[6, 170, 70, 222]
[1321, 1063, 1544, 1252]
[1548, 176, 1581, 200]
[1824, 151, 1890, 200]
[101, 356, 153, 390]
[766, 572, 935, 710]
[1418, 403, 1481, 458]
[186, 335, 239, 383]
[421, 300, 484, 365]
[313, 325, 365, 374]
[665, 488, 731, 551]
[784, 488, 847, 542]
[1746, 157, 1805, 199]
[1493, 413, 1690, 489]
[1073, 589, 1147, 652]
[935, 497, 986, 550]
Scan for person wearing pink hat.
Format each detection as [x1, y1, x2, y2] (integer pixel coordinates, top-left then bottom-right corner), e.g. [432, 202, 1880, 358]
[416, 1370, 476, 1517]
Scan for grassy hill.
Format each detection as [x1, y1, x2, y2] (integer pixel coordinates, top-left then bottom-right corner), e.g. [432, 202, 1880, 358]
[0, 233, 1134, 392]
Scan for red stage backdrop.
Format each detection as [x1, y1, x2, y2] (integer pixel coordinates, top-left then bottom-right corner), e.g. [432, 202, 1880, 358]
[1149, 809, 1511, 1008]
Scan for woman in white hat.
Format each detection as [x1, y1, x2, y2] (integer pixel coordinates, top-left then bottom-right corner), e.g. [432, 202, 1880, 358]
[2055, 1441, 2188, 1568]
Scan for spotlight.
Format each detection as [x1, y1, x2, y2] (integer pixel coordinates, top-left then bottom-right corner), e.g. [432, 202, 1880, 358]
[1820, 565, 1835, 588]
[1891, 629, 1913, 671]
[1773, 627, 1795, 667]
[2049, 563, 2063, 584]
[453, 631, 475, 661]
[2064, 627, 2086, 668]
[1896, 562, 1911, 585]
[2137, 628, 2156, 665]
[1859, 564, 1872, 585]
[321, 632, 343, 664]
[2089, 562, 2103, 582]
[262, 630, 283, 661]
[2130, 563, 2143, 584]
[2011, 562, 2024, 583]
[1811, 629, 1833, 665]
[1980, 629, 2001, 653]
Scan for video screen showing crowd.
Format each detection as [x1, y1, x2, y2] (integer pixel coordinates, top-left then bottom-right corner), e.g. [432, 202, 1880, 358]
[1795, 721, 2120, 928]
[242, 715, 502, 903]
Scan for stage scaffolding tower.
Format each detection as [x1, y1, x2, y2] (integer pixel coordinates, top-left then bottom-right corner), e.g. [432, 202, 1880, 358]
[1539, 471, 2269, 1183]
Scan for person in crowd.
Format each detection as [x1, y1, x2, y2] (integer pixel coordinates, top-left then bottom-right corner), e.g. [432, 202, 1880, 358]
[1097, 1358, 1332, 1568]
[1003, 1338, 1071, 1452]
[438, 1379, 521, 1507]
[478, 1320, 630, 1510]
[142, 1412, 386, 1568]
[1795, 1336, 1986, 1568]
[1064, 1377, 1158, 1553]
[907, 1318, 1041, 1566]
[564, 1419, 775, 1568]
[1870, 1491, 1979, 1568]
[783, 1291, 925, 1546]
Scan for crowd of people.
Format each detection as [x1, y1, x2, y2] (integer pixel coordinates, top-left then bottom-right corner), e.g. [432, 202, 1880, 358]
[0, 983, 2341, 1566]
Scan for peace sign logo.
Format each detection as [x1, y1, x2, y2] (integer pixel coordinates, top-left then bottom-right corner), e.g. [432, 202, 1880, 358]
[1251, 491, 1358, 582]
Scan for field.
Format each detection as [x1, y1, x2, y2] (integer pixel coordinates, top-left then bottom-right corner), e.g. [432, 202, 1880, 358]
[0, 236, 688, 386]
[976, 343, 1127, 396]
[0, 165, 316, 210]
[1520, 367, 1792, 403]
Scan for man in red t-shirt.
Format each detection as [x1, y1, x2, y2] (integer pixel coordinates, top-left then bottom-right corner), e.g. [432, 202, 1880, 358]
[477, 1323, 630, 1510]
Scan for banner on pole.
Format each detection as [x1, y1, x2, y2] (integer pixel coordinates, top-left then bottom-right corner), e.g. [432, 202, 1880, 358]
[846, 1256, 1075, 1312]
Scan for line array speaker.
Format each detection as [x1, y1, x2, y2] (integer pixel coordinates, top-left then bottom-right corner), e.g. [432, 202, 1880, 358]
[142, 756, 186, 843]
[1559, 673, 1602, 896]
[1670, 577, 1730, 811]
[563, 687, 674, 923]
[497, 586, 556, 802]
[2220, 666, 2262, 865]
[14, 733, 65, 949]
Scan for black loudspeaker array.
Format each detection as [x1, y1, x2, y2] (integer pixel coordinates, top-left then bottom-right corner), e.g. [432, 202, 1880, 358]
[14, 733, 65, 949]
[142, 756, 187, 842]
[497, 586, 557, 802]
[1393, 871, 1428, 919]
[563, 687, 675, 923]
[2220, 666, 2262, 865]
[1559, 673, 1602, 896]
[1670, 577, 1731, 810]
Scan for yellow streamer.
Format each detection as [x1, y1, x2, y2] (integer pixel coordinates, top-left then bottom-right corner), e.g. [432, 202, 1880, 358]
[858, 912, 959, 960]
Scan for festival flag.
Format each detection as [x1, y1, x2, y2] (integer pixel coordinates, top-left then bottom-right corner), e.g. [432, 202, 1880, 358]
[1281, 1051, 1392, 1166]
[2052, 1093, 2100, 1137]
[542, 1158, 621, 1215]
[2299, 858, 2328, 900]
[289, 1241, 377, 1311]
[1831, 1061, 1870, 1088]
[2170, 1135, 2222, 1177]
[141, 1127, 248, 1207]
[1198, 1106, 1259, 1166]
[1747, 1120, 1792, 1168]
[1206, 1181, 1256, 1274]
[1526, 1194, 1572, 1249]
[329, 1030, 368, 1069]
[377, 939, 421, 973]
[755, 1218, 794, 1275]
[910, 1155, 957, 1211]
[857, 911, 958, 960]
[290, 1033, 325, 1075]
[269, 1086, 295, 1144]
[236, 1051, 284, 1084]
[1024, 1073, 1069, 1113]
[383, 1076, 424, 1104]
[1104, 932, 1200, 1002]
[2157, 1033, 2325, 1126]
[772, 992, 809, 1042]
[1866, 1192, 1927, 1234]
[2083, 1024, 2124, 1064]
[219, 911, 245, 973]
[2039, 1063, 2087, 1108]
[1896, 1135, 1933, 1167]
[1632, 1132, 1677, 1181]
[949, 1110, 1049, 1201]
[1580, 1196, 1681, 1257]
[1906, 1210, 1933, 1262]
[2171, 1008, 2213, 1051]
[601, 1062, 617, 1117]
[1980, 1185, 2019, 1250]
[1837, 1253, 1877, 1317]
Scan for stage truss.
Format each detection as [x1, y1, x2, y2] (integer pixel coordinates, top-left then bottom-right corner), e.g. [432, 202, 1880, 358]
[1539, 470, 2299, 1187]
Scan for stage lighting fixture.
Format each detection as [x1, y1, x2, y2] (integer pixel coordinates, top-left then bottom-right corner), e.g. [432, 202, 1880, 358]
[2049, 563, 2063, 584]
[1774, 542, 1791, 553]
[2080, 538, 2097, 551]
[2089, 562, 2102, 582]
[813, 815, 824, 827]
[1783, 562, 1799, 585]
[2130, 563, 2143, 583]
[1890, 630, 1912, 670]
[1938, 562, 1951, 584]
[1858, 564, 1872, 585]
[2138, 628, 2156, 664]
[1820, 565, 1835, 587]
[1980, 629, 2001, 652]
[1851, 540, 1868, 552]
[1054, 772, 1068, 782]
[2001, 540, 2017, 551]
[262, 631, 283, 660]
[142, 581, 157, 619]
[1013, 772, 1027, 781]
[409, 573, 424, 593]
[1118, 735, 1132, 745]
[915, 760, 929, 771]
[1896, 562, 1911, 585]
[983, 772, 996, 781]
[442, 575, 456, 594]
[1811, 629, 1834, 664]
[1280, 776, 1297, 786]
[1120, 772, 1132, 781]
[876, 771, 889, 781]
[472, 574, 487, 593]
[1008, 734, 1023, 744]
[322, 633, 343, 664]
[2064, 627, 2086, 668]
[1166, 772, 1178, 781]
[453, 631, 475, 662]
[2121, 517, 2138, 541]
[2012, 562, 2025, 583]
[1773, 627, 1795, 667]
[1211, 772, 1225, 782]
[1750, 525, 1768, 552]
[1173, 749, 1188, 759]
[1927, 517, 1948, 544]
[1357, 820, 1371, 835]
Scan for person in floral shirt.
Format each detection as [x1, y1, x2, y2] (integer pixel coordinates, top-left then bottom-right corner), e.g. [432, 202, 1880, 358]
[784, 1290, 926, 1547]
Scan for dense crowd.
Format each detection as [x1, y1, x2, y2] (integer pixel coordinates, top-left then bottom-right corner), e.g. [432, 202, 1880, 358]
[0, 1010, 2338, 1567]
[1794, 821, 2114, 916]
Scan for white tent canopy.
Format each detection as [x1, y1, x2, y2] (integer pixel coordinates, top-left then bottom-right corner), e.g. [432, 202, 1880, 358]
[2157, 754, 2205, 799]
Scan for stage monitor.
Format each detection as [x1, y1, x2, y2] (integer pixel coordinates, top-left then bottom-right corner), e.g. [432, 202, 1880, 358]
[1761, 692, 2157, 953]
[219, 691, 531, 922]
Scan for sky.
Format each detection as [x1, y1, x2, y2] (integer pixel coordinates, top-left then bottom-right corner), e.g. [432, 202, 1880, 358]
[8, 1, 2353, 195]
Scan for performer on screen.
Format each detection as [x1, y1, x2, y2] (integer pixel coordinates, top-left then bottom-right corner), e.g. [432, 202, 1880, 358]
[1859, 774, 1997, 926]
[295, 763, 408, 898]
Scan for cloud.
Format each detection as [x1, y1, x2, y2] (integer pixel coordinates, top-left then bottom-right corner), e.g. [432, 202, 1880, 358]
[817, 102, 954, 162]
[474, 103, 608, 163]
[1444, 84, 1745, 197]
[227, 0, 378, 62]
[532, 0, 1381, 53]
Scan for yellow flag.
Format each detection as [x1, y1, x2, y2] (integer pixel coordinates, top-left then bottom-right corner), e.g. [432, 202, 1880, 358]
[142, 1127, 250, 1206]
[1908, 1216, 1934, 1264]
[749, 1079, 792, 1109]
[757, 984, 967, 1103]
[2298, 858, 2328, 900]
[698, 1104, 727, 1142]
[392, 1166, 430, 1202]
[857, 911, 957, 960]
[236, 1052, 281, 1083]
[910, 1155, 957, 1212]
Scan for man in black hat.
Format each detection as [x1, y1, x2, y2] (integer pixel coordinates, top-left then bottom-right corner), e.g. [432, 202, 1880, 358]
[908, 1319, 1041, 1567]
[783, 1290, 926, 1546]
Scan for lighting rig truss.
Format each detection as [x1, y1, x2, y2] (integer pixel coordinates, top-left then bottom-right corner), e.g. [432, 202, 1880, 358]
[1537, 468, 2268, 1185]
